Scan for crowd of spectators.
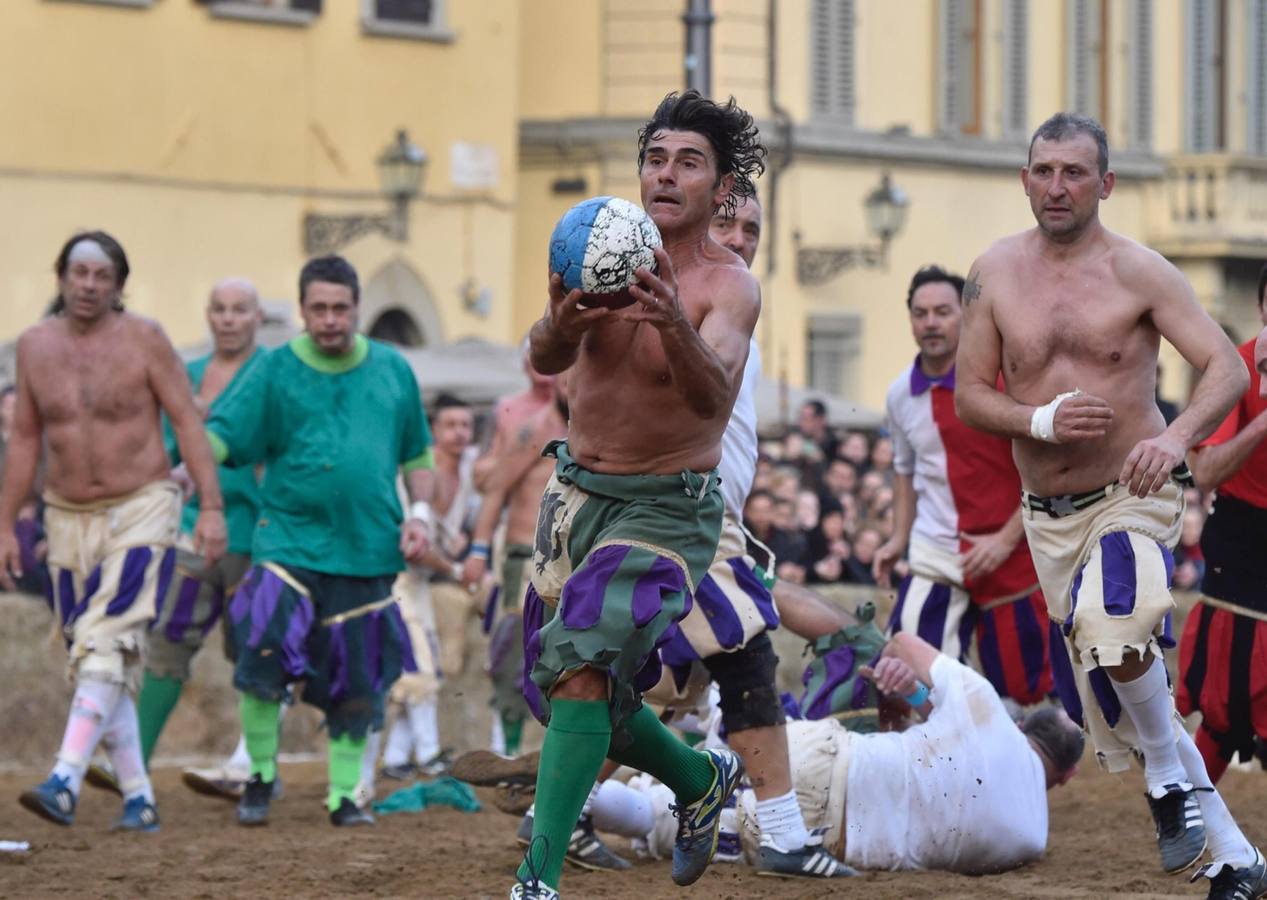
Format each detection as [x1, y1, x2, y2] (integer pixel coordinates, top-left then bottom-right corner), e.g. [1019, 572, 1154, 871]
[747, 398, 1212, 594]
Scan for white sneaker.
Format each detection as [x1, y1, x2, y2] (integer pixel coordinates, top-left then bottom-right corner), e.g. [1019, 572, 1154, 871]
[182, 764, 251, 801]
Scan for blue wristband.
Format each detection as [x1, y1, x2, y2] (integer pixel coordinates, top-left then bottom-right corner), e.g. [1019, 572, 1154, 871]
[903, 680, 930, 707]
[470, 542, 491, 561]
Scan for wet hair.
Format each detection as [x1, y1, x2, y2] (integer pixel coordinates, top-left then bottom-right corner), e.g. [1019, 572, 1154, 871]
[1257, 262, 1267, 308]
[1029, 112, 1110, 176]
[299, 255, 360, 305]
[1022, 707, 1085, 775]
[51, 230, 129, 315]
[906, 264, 966, 310]
[637, 90, 766, 217]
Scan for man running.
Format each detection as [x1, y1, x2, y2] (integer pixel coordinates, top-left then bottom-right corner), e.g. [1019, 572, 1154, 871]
[207, 255, 434, 828]
[511, 90, 764, 899]
[955, 111, 1265, 898]
[2, 231, 226, 832]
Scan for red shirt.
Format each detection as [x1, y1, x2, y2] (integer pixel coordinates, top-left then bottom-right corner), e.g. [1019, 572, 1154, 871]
[1199, 338, 1267, 508]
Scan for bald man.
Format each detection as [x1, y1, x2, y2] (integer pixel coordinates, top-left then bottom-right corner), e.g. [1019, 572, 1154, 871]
[93, 279, 267, 795]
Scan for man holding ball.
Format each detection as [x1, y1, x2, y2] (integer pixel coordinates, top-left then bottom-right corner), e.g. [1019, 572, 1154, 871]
[512, 90, 764, 899]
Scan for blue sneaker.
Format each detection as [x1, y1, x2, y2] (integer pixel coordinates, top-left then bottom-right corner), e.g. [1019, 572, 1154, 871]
[112, 796, 160, 833]
[758, 827, 857, 878]
[670, 748, 745, 886]
[18, 775, 76, 826]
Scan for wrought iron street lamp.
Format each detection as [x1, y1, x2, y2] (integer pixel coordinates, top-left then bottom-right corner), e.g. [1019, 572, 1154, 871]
[303, 130, 428, 255]
[795, 172, 909, 285]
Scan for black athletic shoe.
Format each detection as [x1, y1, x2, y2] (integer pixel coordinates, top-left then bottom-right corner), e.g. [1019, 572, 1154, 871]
[1147, 782, 1208, 874]
[566, 814, 631, 871]
[236, 775, 273, 827]
[329, 797, 375, 827]
[757, 828, 857, 878]
[379, 762, 418, 781]
[1191, 848, 1267, 899]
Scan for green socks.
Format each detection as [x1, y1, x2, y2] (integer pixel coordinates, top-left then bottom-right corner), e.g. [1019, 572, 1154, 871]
[327, 733, 365, 812]
[608, 705, 716, 804]
[240, 694, 281, 783]
[501, 714, 525, 757]
[516, 699, 611, 889]
[136, 671, 183, 765]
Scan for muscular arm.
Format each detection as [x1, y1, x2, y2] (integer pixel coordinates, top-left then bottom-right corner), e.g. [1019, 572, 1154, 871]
[149, 326, 223, 512]
[954, 263, 1037, 438]
[1150, 268, 1249, 451]
[0, 336, 42, 532]
[1189, 414, 1267, 492]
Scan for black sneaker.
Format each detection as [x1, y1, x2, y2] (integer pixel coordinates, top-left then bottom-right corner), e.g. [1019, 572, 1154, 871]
[329, 796, 375, 827]
[757, 828, 857, 878]
[566, 814, 631, 871]
[1191, 847, 1267, 899]
[237, 775, 273, 827]
[1147, 782, 1207, 874]
[379, 762, 418, 781]
[418, 749, 454, 777]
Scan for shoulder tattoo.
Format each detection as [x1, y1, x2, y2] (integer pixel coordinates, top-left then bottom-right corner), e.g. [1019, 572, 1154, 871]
[962, 270, 982, 307]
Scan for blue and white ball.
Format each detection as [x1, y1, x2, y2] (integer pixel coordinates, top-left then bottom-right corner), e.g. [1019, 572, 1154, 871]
[548, 196, 662, 309]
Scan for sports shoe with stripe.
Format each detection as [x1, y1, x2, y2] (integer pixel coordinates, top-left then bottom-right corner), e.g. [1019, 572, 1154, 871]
[1147, 782, 1207, 874]
[18, 774, 76, 826]
[670, 748, 745, 886]
[1191, 847, 1267, 899]
[515, 808, 630, 871]
[112, 796, 160, 833]
[757, 827, 857, 879]
[509, 835, 560, 900]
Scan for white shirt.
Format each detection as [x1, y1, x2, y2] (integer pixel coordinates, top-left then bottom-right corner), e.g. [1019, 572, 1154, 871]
[885, 362, 960, 555]
[844, 655, 1048, 874]
[718, 338, 761, 520]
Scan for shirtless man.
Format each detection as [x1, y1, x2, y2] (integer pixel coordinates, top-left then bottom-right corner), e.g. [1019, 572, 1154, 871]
[955, 112, 1265, 898]
[473, 345, 557, 492]
[1, 231, 226, 832]
[508, 90, 764, 899]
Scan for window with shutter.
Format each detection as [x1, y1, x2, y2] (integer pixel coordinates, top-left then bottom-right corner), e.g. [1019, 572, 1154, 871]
[1130, 0, 1153, 149]
[1250, 0, 1267, 155]
[375, 0, 433, 23]
[199, 0, 322, 23]
[1002, 0, 1028, 139]
[807, 315, 863, 400]
[361, 0, 450, 40]
[1066, 0, 1104, 120]
[809, 0, 855, 123]
[938, 0, 980, 134]
[1186, 0, 1223, 151]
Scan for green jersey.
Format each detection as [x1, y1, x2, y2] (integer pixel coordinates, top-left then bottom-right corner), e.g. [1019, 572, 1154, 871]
[165, 348, 267, 555]
[207, 334, 432, 577]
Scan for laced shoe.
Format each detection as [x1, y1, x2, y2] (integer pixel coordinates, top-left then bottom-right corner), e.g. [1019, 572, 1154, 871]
[1191, 847, 1267, 899]
[757, 827, 857, 878]
[111, 796, 160, 833]
[670, 748, 745, 886]
[18, 774, 76, 826]
[236, 774, 273, 827]
[1146, 782, 1207, 874]
[329, 796, 375, 827]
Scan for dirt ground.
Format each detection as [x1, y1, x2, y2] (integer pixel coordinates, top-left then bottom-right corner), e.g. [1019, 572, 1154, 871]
[4, 590, 1267, 898]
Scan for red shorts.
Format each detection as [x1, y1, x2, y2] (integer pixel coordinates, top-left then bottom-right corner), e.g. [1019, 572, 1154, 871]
[1177, 600, 1267, 758]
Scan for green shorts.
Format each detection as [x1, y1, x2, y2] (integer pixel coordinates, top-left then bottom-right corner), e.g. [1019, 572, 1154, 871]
[522, 440, 723, 738]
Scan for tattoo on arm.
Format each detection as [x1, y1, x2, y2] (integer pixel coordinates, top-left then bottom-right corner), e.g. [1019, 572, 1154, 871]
[962, 272, 982, 307]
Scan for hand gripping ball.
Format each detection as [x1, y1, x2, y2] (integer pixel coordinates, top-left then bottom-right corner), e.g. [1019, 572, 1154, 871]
[548, 196, 662, 309]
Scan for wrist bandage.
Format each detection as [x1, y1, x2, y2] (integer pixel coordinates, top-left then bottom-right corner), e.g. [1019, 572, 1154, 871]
[1029, 389, 1082, 443]
[409, 501, 433, 525]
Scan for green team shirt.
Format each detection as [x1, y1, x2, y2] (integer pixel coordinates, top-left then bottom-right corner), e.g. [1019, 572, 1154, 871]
[165, 348, 267, 555]
[206, 334, 432, 577]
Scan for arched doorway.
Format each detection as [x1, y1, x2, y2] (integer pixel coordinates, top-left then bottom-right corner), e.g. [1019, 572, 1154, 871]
[361, 258, 442, 347]
[368, 307, 424, 347]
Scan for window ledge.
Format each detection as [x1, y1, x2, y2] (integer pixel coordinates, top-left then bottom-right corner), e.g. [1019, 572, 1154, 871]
[361, 16, 455, 42]
[208, 3, 317, 27]
[45, 0, 153, 8]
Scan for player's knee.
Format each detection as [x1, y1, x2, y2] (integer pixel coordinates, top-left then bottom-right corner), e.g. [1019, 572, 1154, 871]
[551, 665, 608, 700]
[705, 634, 786, 733]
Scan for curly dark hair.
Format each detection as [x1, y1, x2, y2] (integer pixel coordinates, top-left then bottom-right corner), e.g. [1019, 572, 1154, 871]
[637, 90, 766, 218]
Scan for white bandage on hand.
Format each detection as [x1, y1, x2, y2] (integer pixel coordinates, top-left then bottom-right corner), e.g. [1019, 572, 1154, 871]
[1029, 389, 1082, 443]
[409, 501, 433, 525]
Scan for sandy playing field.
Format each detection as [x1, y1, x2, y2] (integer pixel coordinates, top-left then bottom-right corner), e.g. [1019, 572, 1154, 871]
[4, 591, 1266, 898]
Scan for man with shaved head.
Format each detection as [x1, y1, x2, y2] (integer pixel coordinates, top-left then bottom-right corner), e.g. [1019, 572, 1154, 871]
[87, 277, 267, 801]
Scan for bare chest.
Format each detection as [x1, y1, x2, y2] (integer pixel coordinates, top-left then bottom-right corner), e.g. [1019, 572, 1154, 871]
[998, 286, 1153, 380]
[31, 340, 154, 425]
[198, 360, 239, 406]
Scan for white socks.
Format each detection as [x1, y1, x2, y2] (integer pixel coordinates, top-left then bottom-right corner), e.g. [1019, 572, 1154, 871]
[383, 716, 413, 768]
[756, 789, 810, 853]
[490, 715, 506, 755]
[52, 680, 124, 795]
[1111, 660, 1188, 791]
[581, 781, 600, 818]
[226, 733, 251, 772]
[407, 699, 440, 764]
[1176, 726, 1256, 868]
[360, 729, 382, 795]
[100, 694, 154, 804]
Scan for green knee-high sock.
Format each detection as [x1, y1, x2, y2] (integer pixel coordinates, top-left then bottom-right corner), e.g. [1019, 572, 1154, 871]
[607, 705, 716, 803]
[239, 694, 281, 783]
[516, 699, 610, 889]
[327, 733, 365, 812]
[501, 713, 525, 757]
[137, 672, 184, 766]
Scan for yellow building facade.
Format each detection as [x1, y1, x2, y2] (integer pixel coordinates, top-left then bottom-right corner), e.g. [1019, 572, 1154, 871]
[516, 0, 1267, 413]
[0, 0, 522, 353]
